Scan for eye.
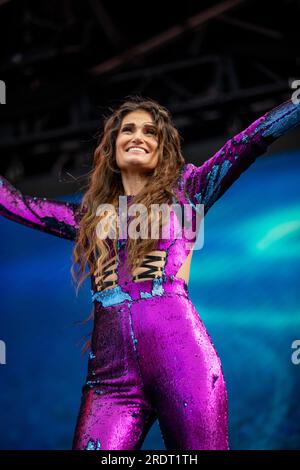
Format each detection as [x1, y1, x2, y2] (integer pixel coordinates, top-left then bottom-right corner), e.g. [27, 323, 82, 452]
[122, 126, 132, 133]
[145, 128, 157, 136]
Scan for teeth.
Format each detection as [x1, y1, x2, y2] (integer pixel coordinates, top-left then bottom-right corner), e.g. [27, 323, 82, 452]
[127, 147, 146, 153]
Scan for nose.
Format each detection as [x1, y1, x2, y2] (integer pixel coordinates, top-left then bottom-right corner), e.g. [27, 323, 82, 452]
[131, 128, 145, 142]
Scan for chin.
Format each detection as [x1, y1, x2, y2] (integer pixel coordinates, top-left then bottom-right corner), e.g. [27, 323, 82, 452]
[124, 157, 151, 167]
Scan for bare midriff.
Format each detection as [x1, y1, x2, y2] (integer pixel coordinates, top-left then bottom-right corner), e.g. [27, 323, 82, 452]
[94, 249, 193, 292]
[174, 250, 193, 286]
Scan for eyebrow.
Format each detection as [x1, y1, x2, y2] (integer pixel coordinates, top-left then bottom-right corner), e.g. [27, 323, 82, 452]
[122, 122, 156, 126]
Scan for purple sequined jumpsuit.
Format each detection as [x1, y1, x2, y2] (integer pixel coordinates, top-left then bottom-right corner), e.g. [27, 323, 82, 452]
[1, 99, 299, 450]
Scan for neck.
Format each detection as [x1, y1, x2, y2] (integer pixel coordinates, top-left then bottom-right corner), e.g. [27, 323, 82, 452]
[121, 170, 149, 196]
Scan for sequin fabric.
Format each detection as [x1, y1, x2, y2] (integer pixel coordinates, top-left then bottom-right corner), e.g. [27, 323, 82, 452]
[74, 276, 229, 450]
[1, 99, 299, 450]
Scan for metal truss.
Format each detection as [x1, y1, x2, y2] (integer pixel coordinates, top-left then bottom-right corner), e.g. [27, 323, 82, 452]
[0, 0, 298, 186]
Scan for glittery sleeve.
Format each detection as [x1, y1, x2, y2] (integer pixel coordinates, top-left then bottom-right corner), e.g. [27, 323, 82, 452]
[183, 99, 300, 214]
[0, 175, 82, 241]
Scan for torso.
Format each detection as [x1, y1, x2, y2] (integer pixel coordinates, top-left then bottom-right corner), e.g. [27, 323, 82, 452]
[94, 248, 193, 292]
[92, 170, 198, 293]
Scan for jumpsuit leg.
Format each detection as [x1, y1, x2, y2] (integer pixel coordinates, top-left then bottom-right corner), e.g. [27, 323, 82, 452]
[72, 302, 157, 450]
[130, 293, 229, 450]
[72, 287, 229, 450]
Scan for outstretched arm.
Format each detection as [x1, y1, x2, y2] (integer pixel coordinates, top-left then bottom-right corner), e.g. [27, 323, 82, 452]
[183, 99, 300, 215]
[0, 175, 82, 241]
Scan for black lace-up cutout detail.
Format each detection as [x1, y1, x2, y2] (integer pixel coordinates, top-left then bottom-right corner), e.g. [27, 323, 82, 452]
[132, 250, 167, 282]
[94, 255, 118, 292]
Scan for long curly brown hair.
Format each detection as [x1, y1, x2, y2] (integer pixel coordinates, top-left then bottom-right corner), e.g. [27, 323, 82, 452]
[71, 96, 186, 331]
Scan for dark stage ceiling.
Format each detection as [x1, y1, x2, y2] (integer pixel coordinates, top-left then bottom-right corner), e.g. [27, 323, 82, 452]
[0, 0, 299, 193]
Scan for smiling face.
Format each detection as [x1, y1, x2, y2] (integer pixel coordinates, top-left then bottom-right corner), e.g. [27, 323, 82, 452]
[115, 110, 159, 173]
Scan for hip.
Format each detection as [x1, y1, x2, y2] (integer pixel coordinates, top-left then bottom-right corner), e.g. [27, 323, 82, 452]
[91, 275, 190, 309]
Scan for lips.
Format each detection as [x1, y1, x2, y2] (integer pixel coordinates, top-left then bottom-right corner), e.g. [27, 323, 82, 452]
[126, 146, 148, 153]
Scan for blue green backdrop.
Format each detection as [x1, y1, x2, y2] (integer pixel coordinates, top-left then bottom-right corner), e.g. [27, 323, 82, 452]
[0, 149, 299, 449]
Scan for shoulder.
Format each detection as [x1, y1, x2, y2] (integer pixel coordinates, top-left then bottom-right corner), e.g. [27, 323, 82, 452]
[172, 163, 198, 203]
[180, 162, 197, 178]
[175, 163, 198, 187]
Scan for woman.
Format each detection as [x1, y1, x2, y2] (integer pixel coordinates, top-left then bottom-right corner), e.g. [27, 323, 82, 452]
[1, 96, 299, 451]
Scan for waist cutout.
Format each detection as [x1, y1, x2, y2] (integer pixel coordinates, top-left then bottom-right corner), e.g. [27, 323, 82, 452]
[91, 275, 189, 307]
